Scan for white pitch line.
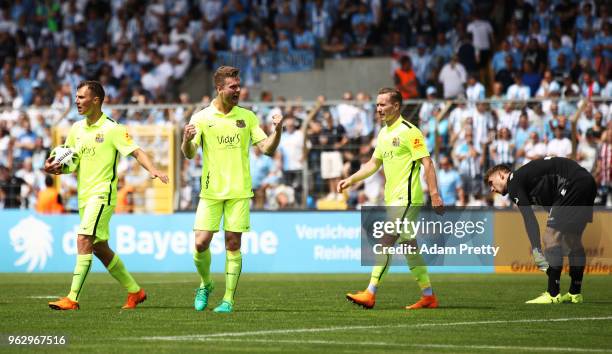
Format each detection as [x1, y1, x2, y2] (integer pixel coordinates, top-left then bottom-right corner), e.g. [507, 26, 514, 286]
[27, 296, 61, 299]
[140, 316, 612, 341]
[196, 338, 612, 353]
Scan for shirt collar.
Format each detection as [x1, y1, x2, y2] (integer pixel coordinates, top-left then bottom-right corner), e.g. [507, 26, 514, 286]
[211, 98, 237, 116]
[87, 113, 108, 128]
[387, 115, 404, 130]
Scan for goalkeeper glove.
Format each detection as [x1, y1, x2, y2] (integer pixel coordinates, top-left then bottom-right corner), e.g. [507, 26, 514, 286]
[532, 248, 549, 272]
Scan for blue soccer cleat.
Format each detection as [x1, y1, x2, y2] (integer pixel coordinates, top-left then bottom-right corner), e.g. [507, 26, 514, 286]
[194, 281, 214, 311]
[213, 300, 233, 313]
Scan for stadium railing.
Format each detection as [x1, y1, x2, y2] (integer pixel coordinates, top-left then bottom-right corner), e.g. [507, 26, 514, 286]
[1, 96, 609, 212]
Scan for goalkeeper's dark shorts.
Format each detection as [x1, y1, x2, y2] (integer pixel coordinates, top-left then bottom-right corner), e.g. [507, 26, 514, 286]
[546, 175, 597, 235]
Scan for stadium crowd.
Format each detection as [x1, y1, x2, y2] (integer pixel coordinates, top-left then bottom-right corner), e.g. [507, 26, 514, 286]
[0, 0, 611, 211]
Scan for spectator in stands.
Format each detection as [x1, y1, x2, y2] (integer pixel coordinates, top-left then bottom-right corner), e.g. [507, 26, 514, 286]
[577, 103, 597, 139]
[410, 42, 431, 89]
[452, 128, 482, 202]
[496, 102, 520, 132]
[158, 32, 179, 60]
[524, 37, 546, 73]
[506, 71, 531, 100]
[13, 117, 36, 166]
[230, 25, 247, 53]
[492, 40, 512, 75]
[15, 66, 37, 107]
[277, 31, 293, 53]
[36, 175, 64, 214]
[466, 12, 494, 71]
[438, 54, 467, 99]
[490, 127, 515, 167]
[321, 26, 350, 59]
[394, 56, 419, 100]
[0, 125, 12, 168]
[0, 164, 24, 208]
[576, 129, 598, 173]
[535, 69, 558, 98]
[278, 116, 304, 202]
[115, 176, 135, 214]
[490, 81, 505, 110]
[83, 48, 103, 80]
[15, 157, 39, 208]
[547, 125, 572, 158]
[308, 0, 333, 43]
[431, 32, 453, 68]
[495, 55, 516, 92]
[456, 32, 477, 75]
[418, 86, 439, 126]
[519, 131, 547, 165]
[581, 71, 600, 98]
[275, 1, 297, 33]
[57, 46, 84, 81]
[465, 73, 485, 105]
[319, 109, 348, 200]
[251, 146, 278, 209]
[515, 113, 533, 152]
[172, 40, 192, 81]
[294, 24, 316, 51]
[590, 111, 606, 140]
[437, 155, 464, 206]
[595, 127, 612, 206]
[336, 91, 363, 149]
[521, 60, 541, 97]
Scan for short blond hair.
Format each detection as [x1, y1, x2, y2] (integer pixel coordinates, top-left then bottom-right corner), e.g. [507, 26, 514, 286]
[378, 87, 402, 106]
[213, 66, 240, 88]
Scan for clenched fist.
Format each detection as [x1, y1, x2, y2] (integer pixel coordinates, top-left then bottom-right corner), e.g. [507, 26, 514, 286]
[183, 124, 196, 141]
[271, 114, 285, 132]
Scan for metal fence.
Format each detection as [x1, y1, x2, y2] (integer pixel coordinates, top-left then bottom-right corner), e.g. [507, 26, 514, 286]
[1, 96, 611, 212]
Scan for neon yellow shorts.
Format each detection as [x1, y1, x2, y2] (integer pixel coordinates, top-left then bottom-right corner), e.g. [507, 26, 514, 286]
[387, 202, 422, 243]
[194, 198, 250, 232]
[78, 204, 114, 243]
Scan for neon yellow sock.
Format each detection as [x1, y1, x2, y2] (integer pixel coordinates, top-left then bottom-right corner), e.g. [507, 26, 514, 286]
[67, 254, 93, 302]
[194, 249, 212, 288]
[107, 254, 140, 293]
[367, 254, 391, 293]
[222, 250, 242, 305]
[405, 253, 432, 294]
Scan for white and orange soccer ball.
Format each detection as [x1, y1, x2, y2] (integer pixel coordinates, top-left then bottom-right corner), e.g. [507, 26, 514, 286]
[49, 145, 80, 173]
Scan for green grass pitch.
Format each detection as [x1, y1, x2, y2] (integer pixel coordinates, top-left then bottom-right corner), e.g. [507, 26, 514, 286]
[1, 273, 611, 353]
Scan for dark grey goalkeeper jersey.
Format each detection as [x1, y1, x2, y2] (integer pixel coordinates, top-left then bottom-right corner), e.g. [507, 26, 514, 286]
[507, 157, 597, 244]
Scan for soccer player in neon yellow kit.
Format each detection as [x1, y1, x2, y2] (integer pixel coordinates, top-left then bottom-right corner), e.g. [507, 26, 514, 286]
[181, 66, 284, 313]
[44, 81, 169, 310]
[338, 87, 444, 309]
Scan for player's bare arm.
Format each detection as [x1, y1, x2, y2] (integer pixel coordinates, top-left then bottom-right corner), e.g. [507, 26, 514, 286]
[256, 114, 285, 156]
[421, 156, 444, 215]
[131, 148, 169, 184]
[337, 157, 382, 193]
[181, 123, 197, 159]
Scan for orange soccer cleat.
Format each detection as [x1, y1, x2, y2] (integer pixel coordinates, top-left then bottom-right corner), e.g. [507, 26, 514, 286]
[48, 297, 80, 310]
[405, 294, 438, 309]
[122, 288, 147, 309]
[346, 290, 376, 309]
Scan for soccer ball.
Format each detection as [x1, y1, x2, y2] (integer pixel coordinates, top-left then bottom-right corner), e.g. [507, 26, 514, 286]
[50, 145, 80, 173]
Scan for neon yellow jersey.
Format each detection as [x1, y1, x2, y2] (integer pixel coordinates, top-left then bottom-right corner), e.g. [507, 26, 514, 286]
[65, 113, 139, 207]
[189, 100, 268, 199]
[373, 116, 429, 205]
